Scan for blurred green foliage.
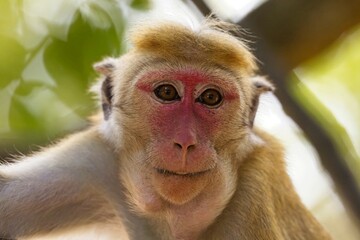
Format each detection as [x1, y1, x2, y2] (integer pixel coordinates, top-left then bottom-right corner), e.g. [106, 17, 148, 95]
[0, 0, 149, 152]
[131, 0, 151, 10]
[291, 25, 360, 180]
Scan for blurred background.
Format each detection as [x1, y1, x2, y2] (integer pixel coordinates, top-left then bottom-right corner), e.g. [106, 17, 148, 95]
[0, 0, 359, 239]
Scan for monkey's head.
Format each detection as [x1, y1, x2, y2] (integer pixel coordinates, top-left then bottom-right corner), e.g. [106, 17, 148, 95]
[94, 20, 274, 213]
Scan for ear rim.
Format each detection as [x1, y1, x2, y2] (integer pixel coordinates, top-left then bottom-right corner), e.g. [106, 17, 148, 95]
[93, 57, 117, 76]
[252, 76, 275, 93]
[249, 76, 274, 128]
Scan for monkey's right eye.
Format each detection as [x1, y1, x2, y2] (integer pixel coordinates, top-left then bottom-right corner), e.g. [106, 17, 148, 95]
[154, 84, 180, 102]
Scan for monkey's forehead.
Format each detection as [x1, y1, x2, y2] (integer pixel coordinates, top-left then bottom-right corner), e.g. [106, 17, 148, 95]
[129, 21, 257, 76]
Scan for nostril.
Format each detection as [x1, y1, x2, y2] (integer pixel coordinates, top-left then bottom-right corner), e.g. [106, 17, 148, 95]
[174, 142, 196, 152]
[187, 144, 195, 151]
[174, 143, 182, 149]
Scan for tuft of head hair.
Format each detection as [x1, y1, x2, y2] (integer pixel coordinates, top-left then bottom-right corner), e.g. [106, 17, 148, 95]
[130, 18, 257, 75]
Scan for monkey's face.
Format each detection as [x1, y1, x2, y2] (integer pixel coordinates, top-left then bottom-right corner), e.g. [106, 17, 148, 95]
[116, 62, 251, 208]
[97, 21, 271, 214]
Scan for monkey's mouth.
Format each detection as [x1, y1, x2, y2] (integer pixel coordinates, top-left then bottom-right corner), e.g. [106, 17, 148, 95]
[155, 168, 210, 177]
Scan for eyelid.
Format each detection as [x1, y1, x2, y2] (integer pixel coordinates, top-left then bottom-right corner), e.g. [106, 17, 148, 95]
[152, 80, 183, 96]
[194, 84, 223, 98]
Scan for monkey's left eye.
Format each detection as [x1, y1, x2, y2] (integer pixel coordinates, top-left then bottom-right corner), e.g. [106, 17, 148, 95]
[154, 84, 180, 102]
[196, 89, 223, 107]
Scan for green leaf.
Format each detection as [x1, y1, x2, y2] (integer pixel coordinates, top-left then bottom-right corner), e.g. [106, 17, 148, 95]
[44, 10, 123, 117]
[0, 35, 26, 88]
[130, 0, 151, 10]
[9, 92, 45, 135]
[0, 0, 22, 36]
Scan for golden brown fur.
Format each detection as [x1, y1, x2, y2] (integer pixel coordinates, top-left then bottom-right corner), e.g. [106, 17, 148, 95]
[130, 19, 257, 75]
[201, 130, 330, 239]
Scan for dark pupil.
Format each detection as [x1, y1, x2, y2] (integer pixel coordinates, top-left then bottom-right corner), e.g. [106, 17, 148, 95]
[200, 89, 222, 106]
[155, 84, 179, 101]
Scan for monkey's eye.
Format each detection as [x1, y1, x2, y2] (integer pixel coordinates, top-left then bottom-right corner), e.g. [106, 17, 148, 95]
[197, 89, 223, 107]
[154, 84, 180, 102]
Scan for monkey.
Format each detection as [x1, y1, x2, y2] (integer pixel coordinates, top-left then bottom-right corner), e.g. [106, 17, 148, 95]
[0, 19, 331, 240]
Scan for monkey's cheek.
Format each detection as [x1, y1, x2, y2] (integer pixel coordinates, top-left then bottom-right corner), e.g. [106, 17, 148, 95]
[150, 172, 211, 205]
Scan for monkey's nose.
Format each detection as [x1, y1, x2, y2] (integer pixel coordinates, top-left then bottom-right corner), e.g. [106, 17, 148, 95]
[173, 131, 197, 151]
[174, 141, 196, 168]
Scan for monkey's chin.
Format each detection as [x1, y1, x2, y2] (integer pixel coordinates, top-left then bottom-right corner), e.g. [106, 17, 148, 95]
[151, 168, 212, 205]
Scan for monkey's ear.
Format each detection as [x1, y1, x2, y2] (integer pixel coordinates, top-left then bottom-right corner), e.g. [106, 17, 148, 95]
[249, 76, 274, 127]
[93, 58, 117, 120]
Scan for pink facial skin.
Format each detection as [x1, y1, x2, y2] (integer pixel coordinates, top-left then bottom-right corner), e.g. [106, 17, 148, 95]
[136, 68, 239, 174]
